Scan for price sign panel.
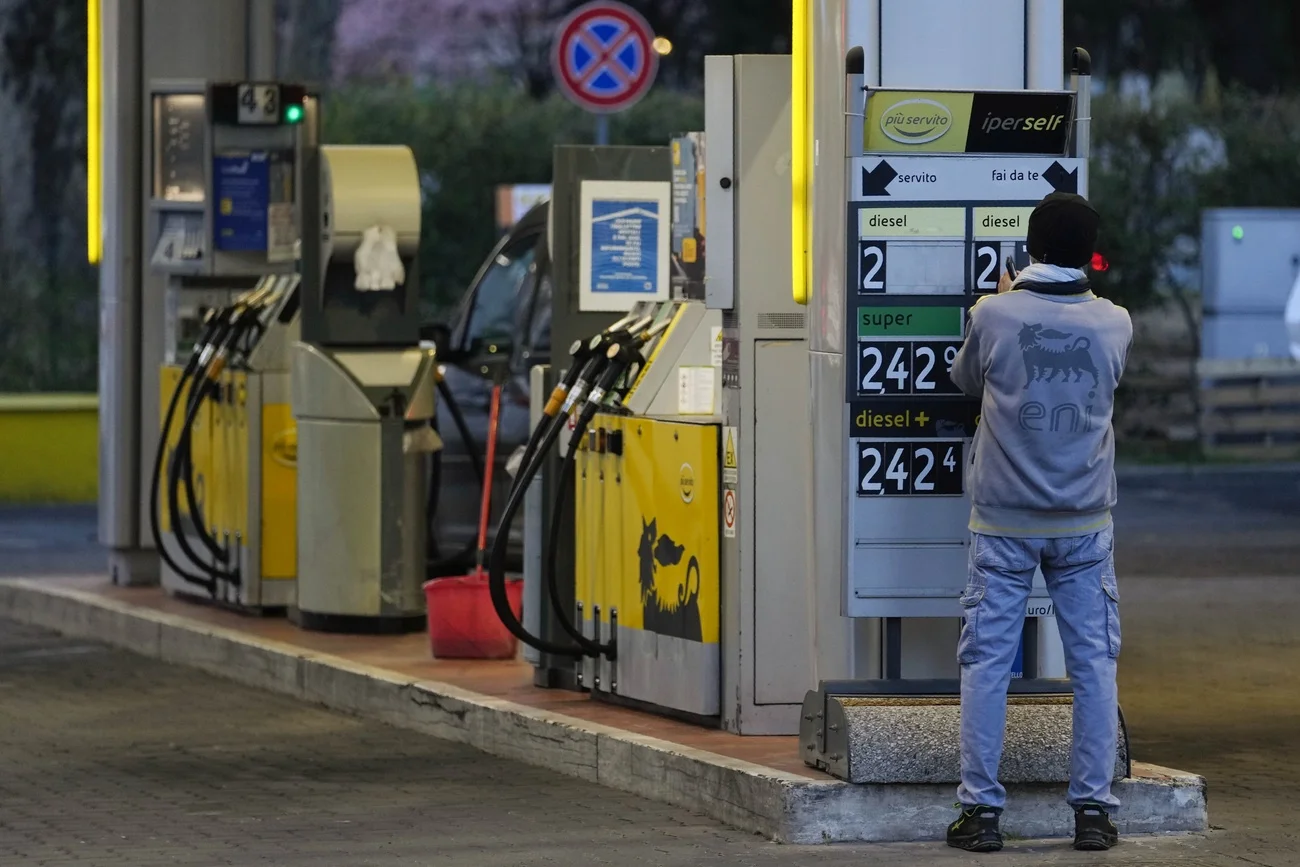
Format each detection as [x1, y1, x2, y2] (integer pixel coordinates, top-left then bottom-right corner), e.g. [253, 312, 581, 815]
[842, 140, 1087, 616]
[856, 207, 966, 295]
[971, 207, 1033, 292]
[856, 440, 964, 497]
[237, 83, 279, 125]
[857, 339, 964, 396]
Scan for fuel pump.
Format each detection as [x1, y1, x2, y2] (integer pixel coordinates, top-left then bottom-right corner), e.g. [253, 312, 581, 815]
[486, 311, 665, 659]
[147, 80, 311, 612]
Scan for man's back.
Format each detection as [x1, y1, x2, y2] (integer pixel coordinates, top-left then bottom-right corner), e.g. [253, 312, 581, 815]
[951, 285, 1132, 538]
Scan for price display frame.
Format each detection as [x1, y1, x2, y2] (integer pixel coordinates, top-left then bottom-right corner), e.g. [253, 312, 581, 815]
[856, 439, 965, 498]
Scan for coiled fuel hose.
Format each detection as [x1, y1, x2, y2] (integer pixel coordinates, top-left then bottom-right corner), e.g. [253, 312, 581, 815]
[148, 310, 232, 594]
[165, 305, 264, 588]
[485, 316, 657, 659]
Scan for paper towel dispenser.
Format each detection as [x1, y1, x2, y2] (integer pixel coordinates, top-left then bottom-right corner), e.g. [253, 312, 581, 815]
[301, 145, 423, 348]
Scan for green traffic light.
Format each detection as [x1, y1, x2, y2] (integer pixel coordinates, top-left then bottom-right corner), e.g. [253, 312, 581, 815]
[284, 104, 303, 124]
[1232, 225, 1244, 241]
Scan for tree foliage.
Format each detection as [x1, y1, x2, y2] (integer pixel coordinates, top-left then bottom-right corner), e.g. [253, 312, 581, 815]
[322, 82, 703, 314]
[1065, 0, 1300, 92]
[0, 0, 97, 391]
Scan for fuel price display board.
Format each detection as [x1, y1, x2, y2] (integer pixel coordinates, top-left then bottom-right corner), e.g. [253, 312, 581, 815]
[844, 155, 1085, 500]
[842, 90, 1083, 618]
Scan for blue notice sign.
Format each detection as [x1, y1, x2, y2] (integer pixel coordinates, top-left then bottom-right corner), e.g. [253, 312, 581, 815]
[590, 199, 659, 295]
[213, 152, 270, 252]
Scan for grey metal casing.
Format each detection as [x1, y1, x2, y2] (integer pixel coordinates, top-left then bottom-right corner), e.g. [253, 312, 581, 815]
[809, 5, 1074, 682]
[522, 363, 548, 668]
[1202, 312, 1292, 360]
[102, 0, 271, 584]
[708, 55, 819, 735]
[532, 145, 673, 687]
[158, 277, 301, 610]
[622, 304, 723, 420]
[291, 343, 437, 620]
[1201, 209, 1300, 315]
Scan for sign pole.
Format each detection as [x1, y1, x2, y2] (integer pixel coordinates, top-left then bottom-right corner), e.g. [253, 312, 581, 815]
[596, 115, 610, 146]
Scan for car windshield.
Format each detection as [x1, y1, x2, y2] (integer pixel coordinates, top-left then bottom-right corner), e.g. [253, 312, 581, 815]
[456, 235, 539, 350]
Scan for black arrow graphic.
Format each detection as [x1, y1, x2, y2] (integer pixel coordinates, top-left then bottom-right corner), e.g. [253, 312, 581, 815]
[1043, 161, 1078, 193]
[861, 161, 897, 196]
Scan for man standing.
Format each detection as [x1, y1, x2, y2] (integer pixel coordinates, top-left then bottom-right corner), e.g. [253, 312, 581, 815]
[944, 192, 1132, 853]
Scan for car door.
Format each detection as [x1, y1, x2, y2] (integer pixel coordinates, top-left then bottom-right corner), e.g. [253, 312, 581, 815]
[431, 223, 546, 569]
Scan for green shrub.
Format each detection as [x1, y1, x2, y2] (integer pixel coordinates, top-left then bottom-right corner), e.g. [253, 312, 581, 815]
[322, 82, 703, 315]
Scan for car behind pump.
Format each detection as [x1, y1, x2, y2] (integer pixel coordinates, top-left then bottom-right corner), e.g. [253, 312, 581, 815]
[424, 201, 552, 576]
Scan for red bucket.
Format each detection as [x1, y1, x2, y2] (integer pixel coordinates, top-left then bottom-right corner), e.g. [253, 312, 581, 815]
[424, 572, 523, 659]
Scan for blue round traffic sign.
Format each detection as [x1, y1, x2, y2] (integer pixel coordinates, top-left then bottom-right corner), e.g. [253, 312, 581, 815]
[551, 1, 659, 114]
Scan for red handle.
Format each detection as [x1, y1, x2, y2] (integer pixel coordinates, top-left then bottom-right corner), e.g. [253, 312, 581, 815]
[476, 385, 503, 558]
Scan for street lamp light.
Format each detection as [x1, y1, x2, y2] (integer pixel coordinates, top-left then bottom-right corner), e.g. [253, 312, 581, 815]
[652, 36, 672, 55]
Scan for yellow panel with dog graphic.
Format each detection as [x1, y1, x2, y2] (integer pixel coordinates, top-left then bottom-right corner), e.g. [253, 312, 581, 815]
[616, 417, 719, 644]
[575, 413, 721, 717]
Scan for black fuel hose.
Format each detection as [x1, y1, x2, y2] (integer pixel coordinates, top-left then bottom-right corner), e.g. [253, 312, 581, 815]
[425, 375, 485, 574]
[166, 309, 262, 587]
[484, 349, 619, 658]
[175, 378, 230, 567]
[149, 314, 231, 594]
[541, 346, 644, 657]
[482, 318, 651, 658]
[507, 315, 646, 499]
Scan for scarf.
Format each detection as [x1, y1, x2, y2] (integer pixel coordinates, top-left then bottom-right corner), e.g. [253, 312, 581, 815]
[1012, 262, 1086, 288]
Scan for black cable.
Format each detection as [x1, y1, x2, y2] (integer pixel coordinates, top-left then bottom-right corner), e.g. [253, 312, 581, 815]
[540, 345, 643, 657]
[440, 376, 485, 484]
[425, 376, 486, 575]
[166, 308, 262, 588]
[482, 318, 650, 658]
[487, 404, 588, 658]
[149, 314, 229, 594]
[175, 378, 229, 566]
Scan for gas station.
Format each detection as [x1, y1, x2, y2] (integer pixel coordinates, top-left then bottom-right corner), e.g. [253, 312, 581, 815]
[16, 0, 1209, 845]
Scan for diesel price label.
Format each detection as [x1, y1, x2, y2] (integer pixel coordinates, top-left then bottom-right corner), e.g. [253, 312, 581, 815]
[856, 439, 964, 498]
[857, 340, 964, 396]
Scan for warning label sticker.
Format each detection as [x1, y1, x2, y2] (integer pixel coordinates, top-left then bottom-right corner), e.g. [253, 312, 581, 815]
[723, 488, 736, 538]
[723, 427, 738, 469]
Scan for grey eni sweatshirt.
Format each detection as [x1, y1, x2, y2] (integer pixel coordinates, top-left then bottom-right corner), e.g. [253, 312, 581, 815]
[949, 281, 1133, 538]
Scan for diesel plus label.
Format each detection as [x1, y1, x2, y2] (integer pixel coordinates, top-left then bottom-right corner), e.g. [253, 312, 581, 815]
[850, 398, 980, 439]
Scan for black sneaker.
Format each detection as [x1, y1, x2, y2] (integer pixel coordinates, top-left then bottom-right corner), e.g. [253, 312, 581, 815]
[947, 804, 1004, 852]
[1073, 803, 1119, 851]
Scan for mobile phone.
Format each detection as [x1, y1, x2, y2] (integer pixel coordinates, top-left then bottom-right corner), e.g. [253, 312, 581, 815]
[1004, 256, 1018, 281]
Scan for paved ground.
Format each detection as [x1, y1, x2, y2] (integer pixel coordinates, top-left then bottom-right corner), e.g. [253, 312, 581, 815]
[0, 505, 102, 577]
[0, 617, 1285, 867]
[0, 465, 1298, 865]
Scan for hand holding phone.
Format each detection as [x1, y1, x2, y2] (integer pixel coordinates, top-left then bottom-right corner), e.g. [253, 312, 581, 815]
[1004, 256, 1018, 281]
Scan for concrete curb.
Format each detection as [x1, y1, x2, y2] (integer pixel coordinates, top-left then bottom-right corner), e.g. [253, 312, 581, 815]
[0, 579, 1208, 844]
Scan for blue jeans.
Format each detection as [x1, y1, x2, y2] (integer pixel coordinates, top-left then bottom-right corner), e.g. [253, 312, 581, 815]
[956, 527, 1121, 811]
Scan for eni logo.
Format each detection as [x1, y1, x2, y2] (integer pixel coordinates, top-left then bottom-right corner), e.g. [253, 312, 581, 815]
[880, 98, 953, 145]
[270, 429, 297, 468]
[678, 463, 695, 504]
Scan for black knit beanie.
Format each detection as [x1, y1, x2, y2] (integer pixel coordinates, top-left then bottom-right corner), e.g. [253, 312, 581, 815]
[1025, 192, 1099, 268]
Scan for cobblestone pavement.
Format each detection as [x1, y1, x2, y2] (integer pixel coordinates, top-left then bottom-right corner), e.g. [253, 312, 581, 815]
[0, 604, 1296, 867]
[2, 468, 1297, 864]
